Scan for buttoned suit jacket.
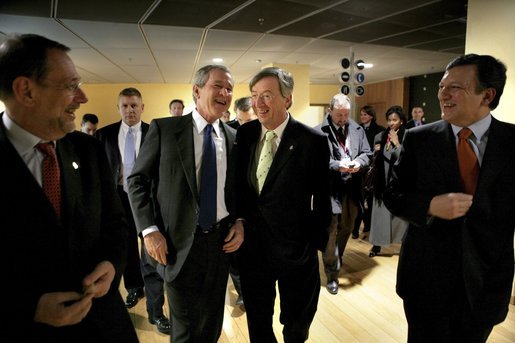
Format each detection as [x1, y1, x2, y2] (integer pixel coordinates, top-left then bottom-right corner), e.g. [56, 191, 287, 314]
[232, 117, 331, 268]
[0, 114, 136, 342]
[315, 116, 371, 213]
[127, 113, 236, 283]
[384, 118, 515, 326]
[94, 120, 150, 187]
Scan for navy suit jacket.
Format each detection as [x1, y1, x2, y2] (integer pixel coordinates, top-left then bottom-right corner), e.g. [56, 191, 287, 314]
[232, 117, 331, 268]
[0, 114, 136, 341]
[128, 113, 236, 282]
[384, 117, 515, 326]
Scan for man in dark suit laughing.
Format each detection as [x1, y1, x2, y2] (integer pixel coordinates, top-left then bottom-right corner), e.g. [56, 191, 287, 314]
[384, 54, 514, 342]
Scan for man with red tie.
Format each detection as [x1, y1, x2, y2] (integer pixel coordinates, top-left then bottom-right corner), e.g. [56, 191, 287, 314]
[384, 54, 514, 342]
[0, 33, 137, 342]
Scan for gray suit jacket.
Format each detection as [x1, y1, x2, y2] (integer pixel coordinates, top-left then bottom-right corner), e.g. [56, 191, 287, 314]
[127, 113, 236, 282]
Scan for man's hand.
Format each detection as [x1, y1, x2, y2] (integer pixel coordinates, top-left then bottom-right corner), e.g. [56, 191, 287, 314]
[144, 231, 168, 265]
[429, 192, 473, 219]
[223, 220, 244, 253]
[82, 261, 116, 298]
[34, 292, 94, 327]
[339, 160, 361, 173]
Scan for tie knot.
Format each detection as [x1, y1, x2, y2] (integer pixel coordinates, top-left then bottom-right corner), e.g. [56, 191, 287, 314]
[36, 142, 56, 156]
[205, 124, 213, 136]
[265, 130, 276, 142]
[458, 127, 473, 140]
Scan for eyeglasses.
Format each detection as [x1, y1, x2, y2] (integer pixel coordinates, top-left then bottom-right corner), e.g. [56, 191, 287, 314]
[251, 93, 275, 103]
[63, 82, 84, 94]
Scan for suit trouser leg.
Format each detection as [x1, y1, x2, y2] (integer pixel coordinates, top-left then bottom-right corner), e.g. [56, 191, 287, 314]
[278, 254, 321, 343]
[140, 244, 165, 319]
[403, 281, 494, 343]
[323, 194, 358, 281]
[118, 188, 144, 291]
[239, 250, 279, 343]
[166, 228, 230, 343]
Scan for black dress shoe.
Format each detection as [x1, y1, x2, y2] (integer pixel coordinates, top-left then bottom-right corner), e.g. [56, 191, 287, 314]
[125, 288, 144, 308]
[326, 280, 338, 295]
[236, 295, 244, 306]
[149, 315, 171, 334]
[369, 245, 381, 257]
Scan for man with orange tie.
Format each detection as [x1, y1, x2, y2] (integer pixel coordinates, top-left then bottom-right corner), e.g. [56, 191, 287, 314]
[384, 54, 515, 342]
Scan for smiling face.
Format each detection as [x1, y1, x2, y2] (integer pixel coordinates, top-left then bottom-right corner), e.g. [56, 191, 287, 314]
[438, 65, 493, 127]
[251, 76, 290, 130]
[387, 112, 403, 131]
[193, 68, 233, 123]
[18, 48, 88, 140]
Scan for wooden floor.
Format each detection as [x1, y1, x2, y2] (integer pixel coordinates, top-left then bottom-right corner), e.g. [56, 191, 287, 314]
[123, 236, 514, 342]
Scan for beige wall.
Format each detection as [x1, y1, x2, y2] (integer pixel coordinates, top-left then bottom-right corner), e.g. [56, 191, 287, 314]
[467, 0, 515, 124]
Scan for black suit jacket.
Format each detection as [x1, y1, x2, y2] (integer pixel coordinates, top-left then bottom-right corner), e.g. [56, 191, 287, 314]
[0, 115, 136, 342]
[232, 117, 331, 267]
[95, 120, 150, 187]
[384, 117, 515, 325]
[128, 113, 236, 282]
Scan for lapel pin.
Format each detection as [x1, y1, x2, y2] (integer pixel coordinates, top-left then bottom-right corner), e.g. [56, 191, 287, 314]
[289, 145, 294, 150]
[72, 162, 79, 170]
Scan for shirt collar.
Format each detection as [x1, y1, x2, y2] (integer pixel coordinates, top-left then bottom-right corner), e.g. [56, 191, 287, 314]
[2, 111, 52, 156]
[192, 108, 221, 137]
[121, 120, 142, 133]
[260, 113, 289, 142]
[450, 114, 491, 140]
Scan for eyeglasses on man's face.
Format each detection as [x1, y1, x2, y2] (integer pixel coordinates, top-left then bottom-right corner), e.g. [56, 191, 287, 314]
[251, 92, 275, 103]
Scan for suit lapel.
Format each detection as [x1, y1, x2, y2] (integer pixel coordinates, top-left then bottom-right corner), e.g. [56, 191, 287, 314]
[56, 137, 82, 228]
[262, 117, 297, 192]
[476, 118, 507, 195]
[174, 114, 198, 197]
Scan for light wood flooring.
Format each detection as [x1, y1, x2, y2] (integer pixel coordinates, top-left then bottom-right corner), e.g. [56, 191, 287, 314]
[122, 236, 514, 342]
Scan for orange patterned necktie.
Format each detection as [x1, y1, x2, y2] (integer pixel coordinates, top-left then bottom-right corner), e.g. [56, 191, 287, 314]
[457, 128, 479, 195]
[36, 143, 61, 218]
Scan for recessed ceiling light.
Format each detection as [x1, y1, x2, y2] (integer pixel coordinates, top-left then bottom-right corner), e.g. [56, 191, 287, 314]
[212, 57, 223, 63]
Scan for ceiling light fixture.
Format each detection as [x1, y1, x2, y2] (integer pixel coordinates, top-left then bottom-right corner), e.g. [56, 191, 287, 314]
[213, 57, 224, 63]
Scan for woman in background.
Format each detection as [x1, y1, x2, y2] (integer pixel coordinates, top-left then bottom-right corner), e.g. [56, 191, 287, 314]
[368, 106, 408, 257]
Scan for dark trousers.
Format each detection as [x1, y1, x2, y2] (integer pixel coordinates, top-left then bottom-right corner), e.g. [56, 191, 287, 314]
[166, 225, 230, 343]
[403, 285, 494, 343]
[117, 188, 144, 290]
[323, 193, 359, 282]
[239, 246, 320, 343]
[118, 187, 165, 318]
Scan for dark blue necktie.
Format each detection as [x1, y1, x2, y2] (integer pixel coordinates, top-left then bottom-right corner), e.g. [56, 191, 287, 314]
[198, 124, 217, 230]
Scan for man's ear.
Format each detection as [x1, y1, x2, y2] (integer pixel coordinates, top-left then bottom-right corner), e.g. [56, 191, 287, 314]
[12, 76, 36, 106]
[482, 88, 496, 106]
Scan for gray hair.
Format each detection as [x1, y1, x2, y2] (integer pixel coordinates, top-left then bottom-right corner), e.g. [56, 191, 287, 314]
[249, 67, 294, 99]
[330, 93, 351, 110]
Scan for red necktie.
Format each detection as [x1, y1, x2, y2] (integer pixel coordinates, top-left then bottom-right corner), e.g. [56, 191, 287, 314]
[457, 128, 479, 195]
[36, 143, 61, 218]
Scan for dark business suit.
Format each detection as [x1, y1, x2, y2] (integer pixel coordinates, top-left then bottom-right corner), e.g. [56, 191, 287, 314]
[95, 120, 165, 319]
[384, 118, 515, 341]
[0, 116, 137, 342]
[405, 119, 424, 129]
[232, 116, 331, 342]
[128, 113, 236, 342]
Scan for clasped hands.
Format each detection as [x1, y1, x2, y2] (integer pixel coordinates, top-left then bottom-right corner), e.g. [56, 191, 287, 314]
[339, 159, 361, 173]
[34, 260, 115, 327]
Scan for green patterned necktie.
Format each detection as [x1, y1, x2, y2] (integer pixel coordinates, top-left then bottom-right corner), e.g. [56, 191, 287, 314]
[256, 130, 276, 193]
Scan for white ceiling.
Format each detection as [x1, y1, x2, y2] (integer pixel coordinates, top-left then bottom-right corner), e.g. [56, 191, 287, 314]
[0, 0, 467, 85]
